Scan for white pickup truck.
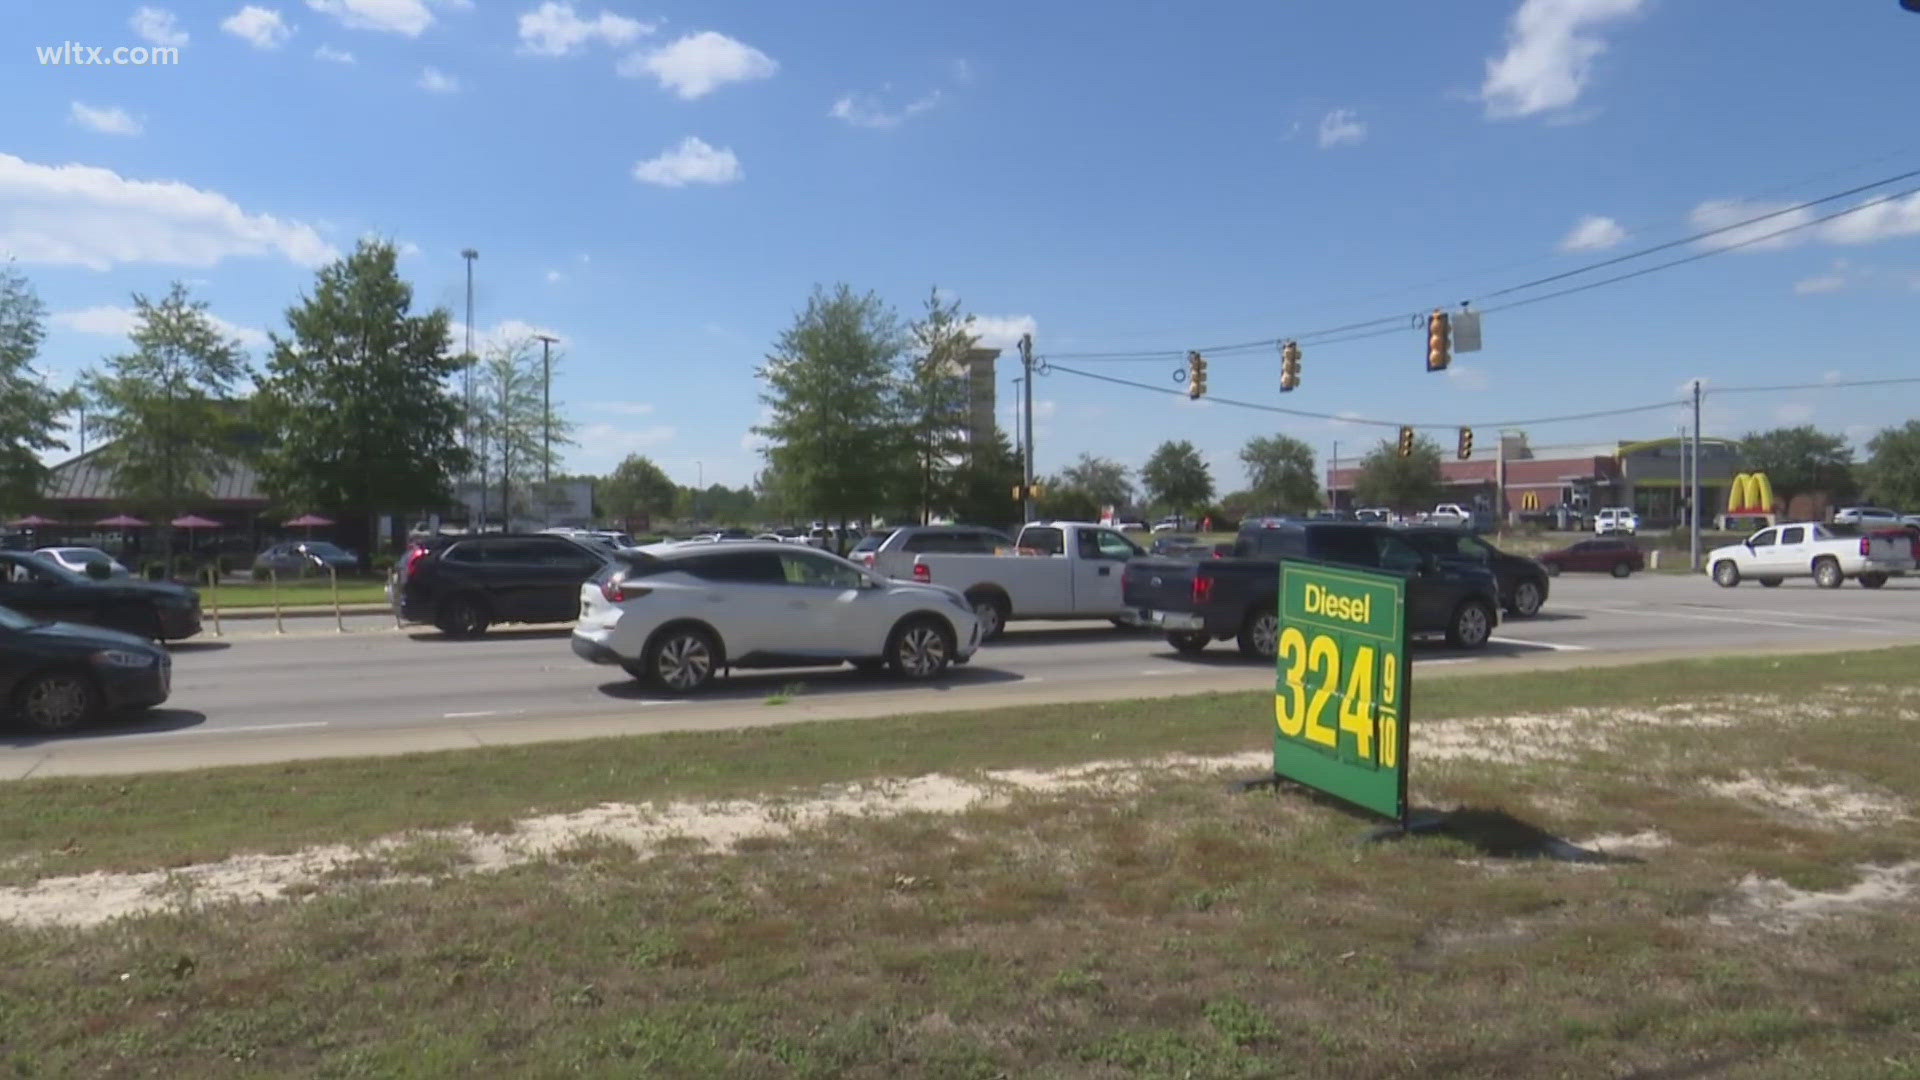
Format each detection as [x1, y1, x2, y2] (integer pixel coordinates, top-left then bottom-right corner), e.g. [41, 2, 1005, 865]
[1707, 521, 1914, 589]
[900, 521, 1146, 640]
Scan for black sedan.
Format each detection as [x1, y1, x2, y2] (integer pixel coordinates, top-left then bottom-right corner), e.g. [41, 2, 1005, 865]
[0, 550, 202, 641]
[0, 604, 171, 733]
[1395, 525, 1552, 618]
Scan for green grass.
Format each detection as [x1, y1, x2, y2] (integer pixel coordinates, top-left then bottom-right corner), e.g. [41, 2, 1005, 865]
[2, 646, 1919, 1076]
[201, 579, 390, 608]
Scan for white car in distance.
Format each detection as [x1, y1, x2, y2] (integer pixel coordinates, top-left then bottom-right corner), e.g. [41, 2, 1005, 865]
[571, 541, 982, 692]
[1593, 508, 1639, 535]
[35, 546, 131, 577]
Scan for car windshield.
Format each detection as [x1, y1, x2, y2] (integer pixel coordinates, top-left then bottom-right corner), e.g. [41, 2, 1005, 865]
[851, 532, 889, 553]
[304, 542, 349, 556]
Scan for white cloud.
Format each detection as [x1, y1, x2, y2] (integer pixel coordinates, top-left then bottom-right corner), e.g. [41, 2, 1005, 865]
[1480, 0, 1645, 120]
[397, 240, 422, 257]
[470, 319, 566, 353]
[1688, 199, 1814, 252]
[950, 58, 975, 84]
[518, 2, 653, 55]
[545, 269, 563, 283]
[306, 0, 470, 36]
[1316, 108, 1367, 148]
[222, 6, 293, 49]
[1558, 214, 1625, 252]
[579, 423, 677, 459]
[52, 305, 270, 349]
[131, 7, 189, 48]
[965, 314, 1036, 351]
[1690, 192, 1920, 256]
[632, 137, 741, 187]
[0, 153, 336, 271]
[621, 31, 777, 99]
[417, 66, 459, 94]
[1822, 190, 1920, 246]
[314, 44, 355, 62]
[1774, 403, 1814, 423]
[1794, 272, 1847, 295]
[1445, 362, 1490, 390]
[69, 102, 142, 136]
[1675, 376, 1707, 396]
[591, 401, 654, 416]
[830, 89, 944, 130]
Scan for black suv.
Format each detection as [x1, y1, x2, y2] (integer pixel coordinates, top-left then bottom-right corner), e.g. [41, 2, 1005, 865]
[391, 533, 611, 636]
[1123, 518, 1502, 657]
[1393, 525, 1550, 618]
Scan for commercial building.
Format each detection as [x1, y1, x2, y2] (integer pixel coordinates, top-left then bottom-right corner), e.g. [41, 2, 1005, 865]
[1327, 431, 1745, 526]
[938, 347, 998, 452]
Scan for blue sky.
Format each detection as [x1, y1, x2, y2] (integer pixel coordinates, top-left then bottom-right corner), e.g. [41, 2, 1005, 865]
[6, 0, 1919, 491]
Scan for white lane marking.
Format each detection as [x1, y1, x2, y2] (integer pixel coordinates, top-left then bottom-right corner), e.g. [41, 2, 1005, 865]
[1138, 668, 1207, 676]
[1416, 657, 1482, 666]
[1575, 606, 1914, 632]
[1675, 604, 1903, 625]
[443, 710, 498, 719]
[1489, 636, 1591, 652]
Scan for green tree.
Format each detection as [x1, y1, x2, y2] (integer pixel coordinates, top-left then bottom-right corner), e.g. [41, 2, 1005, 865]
[901, 288, 977, 523]
[1141, 440, 1215, 516]
[1034, 477, 1101, 523]
[1239, 433, 1320, 514]
[255, 241, 471, 554]
[598, 454, 677, 524]
[947, 426, 1023, 530]
[1057, 452, 1134, 510]
[1738, 425, 1854, 507]
[1352, 435, 1442, 512]
[753, 285, 909, 525]
[83, 283, 250, 561]
[0, 265, 75, 512]
[1863, 421, 1920, 510]
[476, 335, 572, 525]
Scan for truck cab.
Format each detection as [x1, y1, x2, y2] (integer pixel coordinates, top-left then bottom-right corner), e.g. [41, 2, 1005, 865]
[904, 521, 1145, 640]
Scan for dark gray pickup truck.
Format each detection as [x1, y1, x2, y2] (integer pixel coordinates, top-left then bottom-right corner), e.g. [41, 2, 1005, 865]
[1121, 518, 1502, 658]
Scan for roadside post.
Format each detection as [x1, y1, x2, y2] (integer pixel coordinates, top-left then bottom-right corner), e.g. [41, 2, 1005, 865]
[1240, 558, 1438, 837]
[269, 569, 284, 635]
[309, 550, 343, 633]
[204, 565, 222, 637]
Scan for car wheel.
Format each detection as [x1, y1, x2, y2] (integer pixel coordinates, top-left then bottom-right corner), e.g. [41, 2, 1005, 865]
[1510, 579, 1544, 617]
[1237, 607, 1279, 660]
[645, 626, 718, 693]
[967, 592, 1009, 642]
[1758, 577, 1783, 588]
[1712, 560, 1740, 588]
[1610, 562, 1632, 579]
[1859, 572, 1889, 589]
[1813, 557, 1843, 590]
[888, 617, 953, 681]
[1446, 600, 1495, 649]
[13, 670, 101, 734]
[1543, 562, 1562, 577]
[434, 595, 491, 637]
[1167, 631, 1210, 655]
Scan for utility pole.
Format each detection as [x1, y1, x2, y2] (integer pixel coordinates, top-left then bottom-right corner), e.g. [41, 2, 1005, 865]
[535, 333, 557, 525]
[1328, 441, 1337, 512]
[461, 248, 482, 528]
[1019, 333, 1035, 524]
[1690, 379, 1703, 571]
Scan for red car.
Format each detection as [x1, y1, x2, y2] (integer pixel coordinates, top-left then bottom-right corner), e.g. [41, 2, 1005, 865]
[1537, 537, 1645, 578]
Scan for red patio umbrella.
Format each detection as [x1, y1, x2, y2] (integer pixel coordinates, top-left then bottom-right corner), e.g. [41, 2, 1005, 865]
[6, 514, 59, 528]
[171, 514, 221, 529]
[95, 514, 150, 528]
[285, 514, 334, 528]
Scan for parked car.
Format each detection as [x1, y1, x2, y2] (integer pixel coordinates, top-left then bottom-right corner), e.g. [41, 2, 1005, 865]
[1123, 518, 1502, 658]
[389, 533, 612, 636]
[1394, 525, 1551, 617]
[1832, 507, 1901, 526]
[903, 522, 1146, 640]
[1537, 537, 1645, 578]
[34, 546, 131, 578]
[1354, 507, 1392, 523]
[1706, 522, 1915, 588]
[0, 550, 201, 641]
[1427, 503, 1472, 525]
[1151, 534, 1201, 555]
[571, 542, 980, 692]
[859, 525, 1013, 576]
[1593, 508, 1639, 535]
[253, 541, 358, 578]
[0, 603, 171, 733]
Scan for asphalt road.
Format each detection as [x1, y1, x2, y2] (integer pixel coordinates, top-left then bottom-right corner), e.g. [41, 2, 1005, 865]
[4, 572, 1916, 777]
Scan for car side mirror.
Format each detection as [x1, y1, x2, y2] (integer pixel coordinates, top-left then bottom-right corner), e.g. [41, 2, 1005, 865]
[85, 560, 112, 581]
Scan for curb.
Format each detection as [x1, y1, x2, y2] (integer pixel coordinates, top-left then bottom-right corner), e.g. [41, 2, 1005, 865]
[209, 604, 392, 621]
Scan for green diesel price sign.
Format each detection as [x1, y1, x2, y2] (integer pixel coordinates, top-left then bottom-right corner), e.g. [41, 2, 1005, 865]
[1273, 560, 1412, 824]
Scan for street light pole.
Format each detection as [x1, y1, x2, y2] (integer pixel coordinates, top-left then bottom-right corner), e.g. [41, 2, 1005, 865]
[461, 248, 481, 527]
[694, 460, 703, 524]
[535, 333, 558, 526]
[1019, 334, 1035, 524]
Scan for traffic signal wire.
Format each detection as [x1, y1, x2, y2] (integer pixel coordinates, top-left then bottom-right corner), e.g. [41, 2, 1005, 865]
[1039, 166, 1920, 363]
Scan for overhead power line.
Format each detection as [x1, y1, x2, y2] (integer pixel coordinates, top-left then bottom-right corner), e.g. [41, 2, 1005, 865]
[1040, 165, 1920, 363]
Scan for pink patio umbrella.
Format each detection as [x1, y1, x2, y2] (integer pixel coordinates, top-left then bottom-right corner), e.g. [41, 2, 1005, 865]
[6, 514, 59, 528]
[285, 513, 334, 539]
[171, 514, 221, 529]
[95, 514, 150, 528]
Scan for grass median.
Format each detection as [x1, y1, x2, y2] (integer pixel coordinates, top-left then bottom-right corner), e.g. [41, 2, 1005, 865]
[2, 645, 1918, 1075]
[202, 578, 390, 608]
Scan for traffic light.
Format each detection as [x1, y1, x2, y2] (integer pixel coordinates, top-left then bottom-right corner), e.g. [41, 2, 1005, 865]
[1187, 351, 1208, 399]
[1457, 426, 1473, 460]
[1397, 426, 1415, 458]
[1279, 340, 1302, 392]
[1426, 309, 1451, 372]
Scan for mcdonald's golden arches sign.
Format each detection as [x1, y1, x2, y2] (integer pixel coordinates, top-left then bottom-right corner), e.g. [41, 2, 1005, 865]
[1727, 472, 1774, 514]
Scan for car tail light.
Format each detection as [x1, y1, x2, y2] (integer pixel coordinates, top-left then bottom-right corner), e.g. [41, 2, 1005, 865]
[859, 553, 875, 567]
[1192, 575, 1214, 604]
[601, 578, 651, 604]
[1861, 537, 1872, 557]
[402, 545, 429, 579]
[912, 563, 931, 583]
